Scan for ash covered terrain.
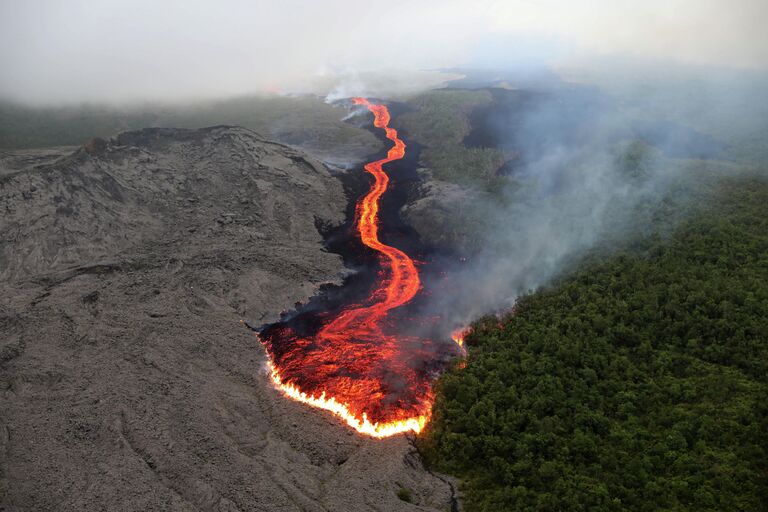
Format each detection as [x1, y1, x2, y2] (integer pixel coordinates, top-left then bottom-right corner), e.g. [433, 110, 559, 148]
[0, 127, 455, 511]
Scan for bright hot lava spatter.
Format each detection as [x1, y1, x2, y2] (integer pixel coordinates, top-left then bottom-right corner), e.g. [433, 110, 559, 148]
[258, 98, 459, 438]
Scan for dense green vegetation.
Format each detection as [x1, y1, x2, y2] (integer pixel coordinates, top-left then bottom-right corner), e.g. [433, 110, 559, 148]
[398, 89, 506, 187]
[420, 175, 768, 511]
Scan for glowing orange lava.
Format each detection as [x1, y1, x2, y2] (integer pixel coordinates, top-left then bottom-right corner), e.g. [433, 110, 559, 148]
[259, 98, 456, 437]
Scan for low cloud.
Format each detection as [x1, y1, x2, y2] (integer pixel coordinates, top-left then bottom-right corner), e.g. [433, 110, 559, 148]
[1, 0, 766, 104]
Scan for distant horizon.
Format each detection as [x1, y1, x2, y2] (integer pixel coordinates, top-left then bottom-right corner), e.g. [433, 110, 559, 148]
[1, 58, 767, 109]
[2, 0, 766, 104]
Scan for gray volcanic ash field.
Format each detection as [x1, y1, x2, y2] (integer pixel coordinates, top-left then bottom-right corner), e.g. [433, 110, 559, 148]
[0, 127, 455, 511]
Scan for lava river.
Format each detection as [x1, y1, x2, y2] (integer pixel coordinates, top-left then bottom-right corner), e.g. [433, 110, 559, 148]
[258, 98, 460, 437]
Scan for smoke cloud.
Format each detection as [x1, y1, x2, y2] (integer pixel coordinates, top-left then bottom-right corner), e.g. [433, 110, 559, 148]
[415, 64, 768, 332]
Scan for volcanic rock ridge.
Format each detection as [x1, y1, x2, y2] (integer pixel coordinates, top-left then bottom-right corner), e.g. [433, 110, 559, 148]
[0, 126, 456, 511]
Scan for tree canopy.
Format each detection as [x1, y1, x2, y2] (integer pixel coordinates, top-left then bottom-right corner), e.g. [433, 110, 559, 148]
[420, 175, 768, 511]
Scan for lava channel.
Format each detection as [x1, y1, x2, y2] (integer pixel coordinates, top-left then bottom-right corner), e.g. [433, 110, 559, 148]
[258, 98, 459, 438]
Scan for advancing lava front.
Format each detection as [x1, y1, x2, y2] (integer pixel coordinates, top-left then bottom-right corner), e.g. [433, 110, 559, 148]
[258, 98, 462, 438]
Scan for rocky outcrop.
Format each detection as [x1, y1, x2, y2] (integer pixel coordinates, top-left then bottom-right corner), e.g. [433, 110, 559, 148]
[400, 169, 491, 254]
[0, 127, 455, 511]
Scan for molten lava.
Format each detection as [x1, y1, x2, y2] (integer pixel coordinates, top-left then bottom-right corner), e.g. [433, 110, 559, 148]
[259, 98, 457, 437]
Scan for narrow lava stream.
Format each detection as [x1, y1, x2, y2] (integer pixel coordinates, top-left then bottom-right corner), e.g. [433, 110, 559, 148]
[259, 98, 452, 437]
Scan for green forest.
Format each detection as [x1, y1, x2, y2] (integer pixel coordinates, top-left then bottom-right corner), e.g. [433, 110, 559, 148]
[420, 174, 768, 511]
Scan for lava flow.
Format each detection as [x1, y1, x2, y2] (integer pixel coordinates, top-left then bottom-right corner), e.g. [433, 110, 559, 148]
[258, 98, 458, 437]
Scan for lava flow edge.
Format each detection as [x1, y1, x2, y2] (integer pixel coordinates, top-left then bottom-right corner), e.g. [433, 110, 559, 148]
[257, 98, 440, 438]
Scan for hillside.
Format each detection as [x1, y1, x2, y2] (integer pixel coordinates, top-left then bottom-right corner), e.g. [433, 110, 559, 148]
[0, 128, 455, 511]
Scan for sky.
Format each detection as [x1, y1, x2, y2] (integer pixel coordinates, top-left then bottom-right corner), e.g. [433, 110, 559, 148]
[1, 0, 766, 103]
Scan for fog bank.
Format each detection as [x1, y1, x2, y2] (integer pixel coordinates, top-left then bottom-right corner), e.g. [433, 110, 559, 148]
[1, 0, 766, 104]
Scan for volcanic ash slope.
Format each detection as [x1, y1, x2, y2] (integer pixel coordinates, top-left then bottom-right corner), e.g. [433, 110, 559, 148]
[0, 127, 454, 511]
